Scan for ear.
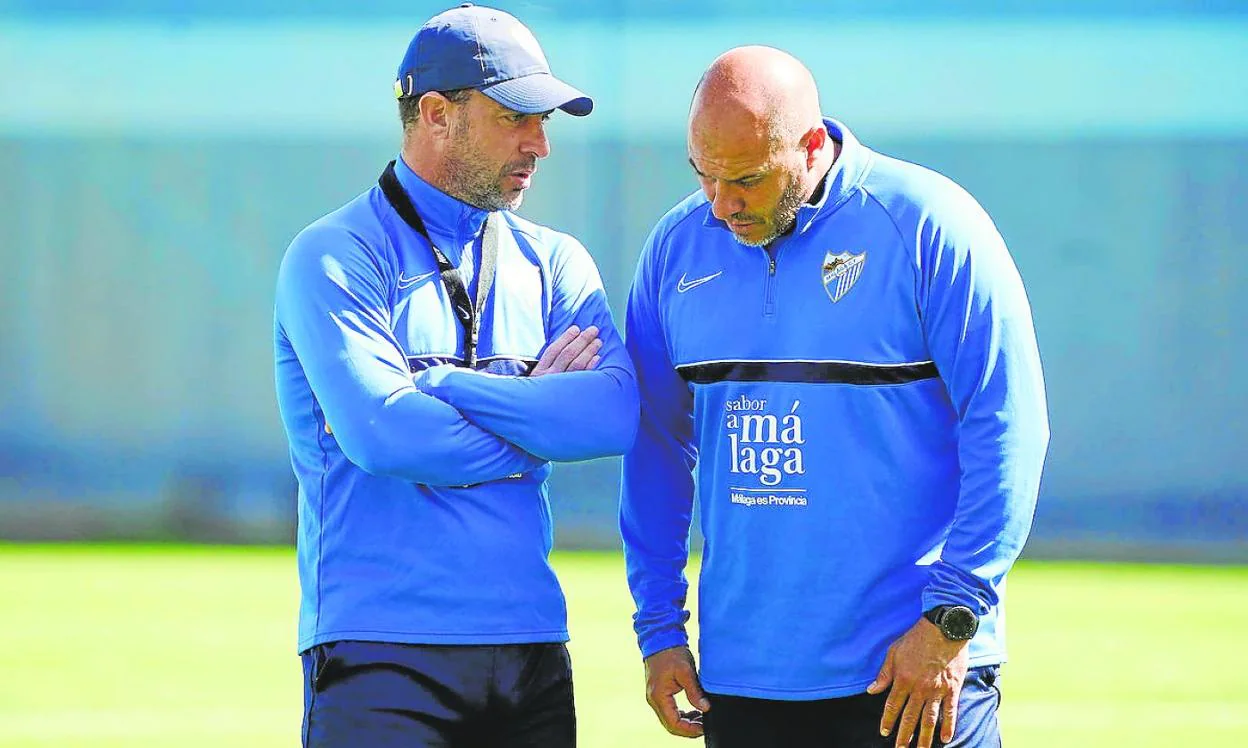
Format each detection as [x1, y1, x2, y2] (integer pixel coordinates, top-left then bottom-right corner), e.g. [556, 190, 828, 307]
[418, 92, 456, 136]
[800, 124, 827, 169]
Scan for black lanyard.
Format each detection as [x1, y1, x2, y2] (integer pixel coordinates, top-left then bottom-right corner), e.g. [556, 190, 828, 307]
[379, 160, 499, 369]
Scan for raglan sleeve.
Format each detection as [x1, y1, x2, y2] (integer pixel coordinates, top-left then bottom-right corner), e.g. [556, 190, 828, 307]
[916, 192, 1050, 616]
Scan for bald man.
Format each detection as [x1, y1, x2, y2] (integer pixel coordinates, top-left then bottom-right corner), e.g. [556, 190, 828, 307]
[620, 46, 1048, 748]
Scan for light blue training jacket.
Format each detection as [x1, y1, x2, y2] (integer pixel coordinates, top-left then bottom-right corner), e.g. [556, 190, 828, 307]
[621, 120, 1049, 699]
[275, 157, 638, 653]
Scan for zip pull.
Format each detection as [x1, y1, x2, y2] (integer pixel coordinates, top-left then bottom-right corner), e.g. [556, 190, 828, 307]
[763, 249, 778, 316]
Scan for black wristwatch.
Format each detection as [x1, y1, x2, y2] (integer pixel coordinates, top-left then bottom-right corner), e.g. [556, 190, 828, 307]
[923, 605, 979, 641]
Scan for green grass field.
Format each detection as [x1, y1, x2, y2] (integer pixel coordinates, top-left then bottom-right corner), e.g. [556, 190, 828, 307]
[0, 545, 1245, 747]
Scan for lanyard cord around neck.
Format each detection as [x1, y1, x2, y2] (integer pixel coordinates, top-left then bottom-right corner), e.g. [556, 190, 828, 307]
[378, 160, 499, 369]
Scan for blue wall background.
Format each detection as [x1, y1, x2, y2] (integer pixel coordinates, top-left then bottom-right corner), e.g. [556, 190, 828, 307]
[1, 2, 1245, 559]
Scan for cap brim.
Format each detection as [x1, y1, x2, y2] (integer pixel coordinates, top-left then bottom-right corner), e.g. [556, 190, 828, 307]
[480, 72, 593, 117]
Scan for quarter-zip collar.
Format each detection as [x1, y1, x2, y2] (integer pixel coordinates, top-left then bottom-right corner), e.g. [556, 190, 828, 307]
[394, 154, 490, 265]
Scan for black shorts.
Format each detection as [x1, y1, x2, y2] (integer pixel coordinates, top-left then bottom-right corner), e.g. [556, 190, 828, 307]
[704, 665, 1002, 748]
[301, 640, 575, 748]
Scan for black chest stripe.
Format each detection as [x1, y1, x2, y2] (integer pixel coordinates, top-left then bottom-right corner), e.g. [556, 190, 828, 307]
[676, 360, 939, 385]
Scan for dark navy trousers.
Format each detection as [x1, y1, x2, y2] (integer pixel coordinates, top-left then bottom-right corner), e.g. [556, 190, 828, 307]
[703, 665, 1002, 748]
[301, 640, 576, 748]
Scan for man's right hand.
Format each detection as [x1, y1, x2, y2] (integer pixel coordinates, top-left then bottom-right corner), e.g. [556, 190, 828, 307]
[644, 645, 710, 738]
[529, 325, 602, 377]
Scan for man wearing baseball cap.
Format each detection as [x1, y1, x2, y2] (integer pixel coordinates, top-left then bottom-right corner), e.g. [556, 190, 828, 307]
[274, 5, 638, 745]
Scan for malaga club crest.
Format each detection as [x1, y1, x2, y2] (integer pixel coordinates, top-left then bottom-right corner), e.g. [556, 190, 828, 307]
[821, 251, 866, 303]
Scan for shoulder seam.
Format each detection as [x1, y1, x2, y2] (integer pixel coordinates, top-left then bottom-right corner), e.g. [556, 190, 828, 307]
[860, 186, 907, 249]
[510, 222, 546, 244]
[669, 200, 712, 234]
[500, 211, 560, 245]
[654, 199, 713, 252]
[861, 185, 924, 323]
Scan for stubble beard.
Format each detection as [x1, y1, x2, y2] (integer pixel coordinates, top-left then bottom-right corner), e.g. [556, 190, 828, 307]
[732, 173, 807, 248]
[443, 119, 529, 212]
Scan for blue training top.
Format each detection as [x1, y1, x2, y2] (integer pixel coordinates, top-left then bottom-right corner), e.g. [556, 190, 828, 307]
[275, 157, 638, 653]
[621, 120, 1049, 700]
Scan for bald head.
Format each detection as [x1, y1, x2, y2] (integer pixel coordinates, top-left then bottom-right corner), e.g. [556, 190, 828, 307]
[686, 46, 835, 247]
[690, 46, 822, 150]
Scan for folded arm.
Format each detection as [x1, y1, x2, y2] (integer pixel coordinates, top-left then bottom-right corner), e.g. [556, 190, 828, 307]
[275, 223, 544, 486]
[417, 235, 639, 462]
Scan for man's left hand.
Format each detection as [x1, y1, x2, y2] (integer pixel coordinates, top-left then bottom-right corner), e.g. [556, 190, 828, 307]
[867, 617, 970, 748]
[529, 325, 601, 377]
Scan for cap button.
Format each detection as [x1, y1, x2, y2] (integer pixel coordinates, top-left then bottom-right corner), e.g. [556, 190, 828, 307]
[459, 2, 473, 6]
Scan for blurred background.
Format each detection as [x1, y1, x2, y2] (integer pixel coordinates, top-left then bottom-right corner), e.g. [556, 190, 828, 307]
[2, 3, 1247, 747]
[1, 1, 1246, 557]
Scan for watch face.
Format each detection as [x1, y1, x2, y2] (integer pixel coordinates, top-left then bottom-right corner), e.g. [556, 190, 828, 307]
[942, 607, 979, 640]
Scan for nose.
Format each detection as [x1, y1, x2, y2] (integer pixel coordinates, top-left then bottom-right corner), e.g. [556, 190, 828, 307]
[708, 182, 745, 222]
[521, 119, 551, 159]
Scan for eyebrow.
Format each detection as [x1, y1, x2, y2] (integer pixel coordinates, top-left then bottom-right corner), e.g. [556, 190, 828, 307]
[688, 158, 762, 184]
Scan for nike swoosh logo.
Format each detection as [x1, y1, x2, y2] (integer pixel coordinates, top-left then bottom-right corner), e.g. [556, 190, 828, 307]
[676, 271, 723, 293]
[397, 270, 437, 289]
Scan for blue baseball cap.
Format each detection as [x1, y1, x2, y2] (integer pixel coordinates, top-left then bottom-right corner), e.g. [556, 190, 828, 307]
[395, 3, 593, 117]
